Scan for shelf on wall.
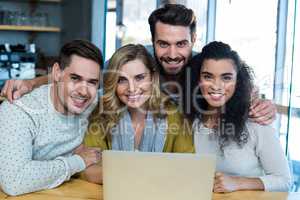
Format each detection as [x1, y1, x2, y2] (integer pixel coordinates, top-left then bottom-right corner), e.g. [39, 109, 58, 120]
[38, 0, 61, 2]
[4, 0, 61, 2]
[0, 25, 61, 32]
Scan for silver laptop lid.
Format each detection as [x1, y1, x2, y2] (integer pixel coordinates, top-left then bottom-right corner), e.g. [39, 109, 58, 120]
[102, 150, 216, 200]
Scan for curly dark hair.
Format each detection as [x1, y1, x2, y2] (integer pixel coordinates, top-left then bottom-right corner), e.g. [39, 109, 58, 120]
[183, 41, 254, 151]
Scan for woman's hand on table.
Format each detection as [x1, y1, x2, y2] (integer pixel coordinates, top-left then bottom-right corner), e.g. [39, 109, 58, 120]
[213, 172, 265, 193]
[213, 172, 240, 193]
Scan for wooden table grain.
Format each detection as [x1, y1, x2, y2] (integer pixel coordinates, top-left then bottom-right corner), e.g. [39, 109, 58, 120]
[1, 179, 299, 200]
[2, 179, 101, 200]
[212, 191, 300, 200]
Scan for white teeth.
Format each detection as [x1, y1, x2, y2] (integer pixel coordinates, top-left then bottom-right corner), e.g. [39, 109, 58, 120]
[166, 61, 182, 65]
[128, 94, 141, 101]
[72, 96, 87, 103]
[72, 95, 87, 100]
[209, 93, 223, 98]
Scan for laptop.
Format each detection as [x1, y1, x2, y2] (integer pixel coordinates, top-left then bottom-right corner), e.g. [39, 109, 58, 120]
[102, 150, 216, 200]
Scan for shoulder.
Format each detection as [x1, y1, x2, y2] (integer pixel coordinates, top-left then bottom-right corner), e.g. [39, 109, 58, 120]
[0, 100, 26, 121]
[0, 86, 49, 132]
[246, 121, 275, 136]
[0, 100, 35, 138]
[13, 85, 49, 114]
[245, 121, 277, 145]
[84, 114, 110, 149]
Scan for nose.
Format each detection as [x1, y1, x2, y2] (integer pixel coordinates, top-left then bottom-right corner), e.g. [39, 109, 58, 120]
[211, 78, 223, 91]
[77, 82, 88, 96]
[128, 79, 136, 93]
[168, 45, 178, 59]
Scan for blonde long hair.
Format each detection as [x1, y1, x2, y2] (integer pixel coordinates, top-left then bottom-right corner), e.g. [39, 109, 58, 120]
[90, 44, 169, 133]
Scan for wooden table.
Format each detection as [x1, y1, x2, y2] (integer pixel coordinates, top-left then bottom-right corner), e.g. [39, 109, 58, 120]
[1, 179, 299, 200]
[1, 179, 100, 200]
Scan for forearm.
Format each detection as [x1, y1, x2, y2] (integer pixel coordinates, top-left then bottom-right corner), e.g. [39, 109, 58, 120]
[235, 177, 265, 191]
[83, 163, 103, 184]
[258, 126, 292, 191]
[0, 159, 67, 196]
[0, 155, 85, 196]
[32, 74, 51, 89]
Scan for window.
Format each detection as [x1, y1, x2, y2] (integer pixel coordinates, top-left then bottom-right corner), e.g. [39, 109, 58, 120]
[105, 0, 117, 60]
[281, 0, 300, 191]
[215, 0, 278, 99]
[122, 0, 156, 46]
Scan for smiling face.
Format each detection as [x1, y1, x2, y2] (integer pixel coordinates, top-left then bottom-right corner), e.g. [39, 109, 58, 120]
[154, 21, 195, 75]
[116, 59, 152, 110]
[199, 59, 237, 109]
[52, 55, 100, 115]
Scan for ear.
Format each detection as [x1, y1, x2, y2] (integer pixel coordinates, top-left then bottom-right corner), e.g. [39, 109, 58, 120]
[191, 33, 197, 44]
[52, 62, 63, 82]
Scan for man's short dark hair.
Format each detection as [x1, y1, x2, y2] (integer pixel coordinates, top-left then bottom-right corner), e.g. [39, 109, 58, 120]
[148, 4, 196, 41]
[58, 39, 103, 70]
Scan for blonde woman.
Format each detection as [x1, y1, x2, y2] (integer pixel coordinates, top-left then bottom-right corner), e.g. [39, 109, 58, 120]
[81, 44, 194, 183]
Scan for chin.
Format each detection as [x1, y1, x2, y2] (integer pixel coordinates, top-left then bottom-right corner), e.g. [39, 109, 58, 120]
[126, 101, 148, 111]
[165, 68, 182, 75]
[208, 103, 225, 109]
[127, 103, 143, 109]
[68, 104, 88, 115]
[68, 109, 84, 115]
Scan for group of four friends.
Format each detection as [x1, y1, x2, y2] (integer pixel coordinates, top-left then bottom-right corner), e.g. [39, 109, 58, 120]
[0, 4, 291, 196]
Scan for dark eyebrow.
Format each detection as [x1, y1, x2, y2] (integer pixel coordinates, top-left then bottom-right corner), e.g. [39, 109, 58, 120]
[156, 40, 169, 44]
[221, 73, 234, 76]
[176, 40, 189, 44]
[201, 72, 234, 76]
[70, 73, 99, 83]
[88, 78, 100, 83]
[70, 73, 81, 79]
[201, 71, 213, 75]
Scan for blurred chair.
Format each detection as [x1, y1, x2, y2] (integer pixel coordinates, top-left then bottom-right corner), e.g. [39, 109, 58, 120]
[276, 105, 300, 191]
[291, 160, 300, 191]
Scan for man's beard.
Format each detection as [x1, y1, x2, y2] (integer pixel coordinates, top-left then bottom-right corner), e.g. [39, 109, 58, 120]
[154, 53, 192, 79]
[160, 56, 185, 65]
[153, 55, 182, 76]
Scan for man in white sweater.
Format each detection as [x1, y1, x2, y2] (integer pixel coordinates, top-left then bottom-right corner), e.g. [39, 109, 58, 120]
[0, 40, 102, 196]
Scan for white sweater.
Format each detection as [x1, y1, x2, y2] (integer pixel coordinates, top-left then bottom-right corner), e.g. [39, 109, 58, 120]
[0, 85, 95, 196]
[193, 119, 292, 191]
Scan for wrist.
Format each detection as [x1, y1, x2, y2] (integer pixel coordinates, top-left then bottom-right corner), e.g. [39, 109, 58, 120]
[234, 177, 265, 191]
[28, 79, 35, 90]
[234, 176, 245, 190]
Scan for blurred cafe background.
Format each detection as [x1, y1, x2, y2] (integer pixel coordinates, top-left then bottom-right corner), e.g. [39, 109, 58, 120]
[0, 0, 299, 192]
